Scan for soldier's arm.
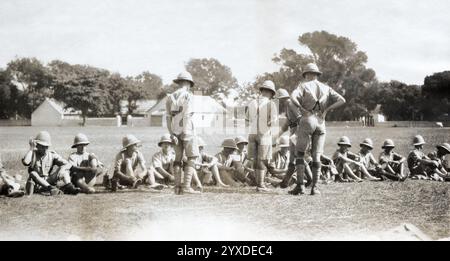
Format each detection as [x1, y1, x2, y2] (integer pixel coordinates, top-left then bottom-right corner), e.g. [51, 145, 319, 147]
[340, 152, 361, 165]
[137, 152, 147, 173]
[290, 88, 310, 115]
[393, 153, 406, 164]
[22, 138, 36, 166]
[114, 154, 126, 176]
[53, 153, 72, 172]
[323, 88, 346, 116]
[165, 98, 174, 135]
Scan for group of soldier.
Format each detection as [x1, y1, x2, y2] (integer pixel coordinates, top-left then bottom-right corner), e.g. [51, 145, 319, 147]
[1, 63, 449, 198]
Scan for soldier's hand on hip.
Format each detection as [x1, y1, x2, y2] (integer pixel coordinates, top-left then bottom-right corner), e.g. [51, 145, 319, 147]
[170, 135, 179, 145]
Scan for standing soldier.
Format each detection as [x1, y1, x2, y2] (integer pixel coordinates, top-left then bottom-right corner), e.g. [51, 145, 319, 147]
[274, 88, 302, 190]
[22, 131, 79, 196]
[165, 71, 200, 194]
[290, 63, 346, 195]
[68, 133, 107, 194]
[245, 80, 279, 192]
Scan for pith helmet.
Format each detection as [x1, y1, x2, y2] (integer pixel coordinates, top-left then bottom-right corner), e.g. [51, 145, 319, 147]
[279, 135, 290, 147]
[222, 138, 238, 150]
[337, 136, 352, 147]
[197, 137, 206, 147]
[413, 135, 426, 146]
[235, 136, 249, 145]
[276, 88, 290, 99]
[122, 134, 141, 150]
[437, 143, 450, 154]
[360, 138, 374, 149]
[302, 63, 322, 78]
[158, 134, 173, 147]
[173, 71, 194, 86]
[35, 131, 52, 147]
[259, 80, 276, 96]
[382, 139, 395, 148]
[71, 133, 90, 148]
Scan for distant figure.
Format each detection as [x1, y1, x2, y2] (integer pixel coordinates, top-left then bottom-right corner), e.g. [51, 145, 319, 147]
[116, 115, 122, 127]
[127, 115, 133, 127]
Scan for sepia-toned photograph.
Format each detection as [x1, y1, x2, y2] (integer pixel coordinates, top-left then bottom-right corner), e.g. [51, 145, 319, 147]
[1, 0, 449, 244]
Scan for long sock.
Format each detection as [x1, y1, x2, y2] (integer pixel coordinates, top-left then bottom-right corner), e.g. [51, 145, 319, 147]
[281, 163, 296, 186]
[295, 164, 305, 185]
[183, 166, 195, 189]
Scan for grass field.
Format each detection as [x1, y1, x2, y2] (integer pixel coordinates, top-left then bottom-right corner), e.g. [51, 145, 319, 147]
[1, 126, 449, 240]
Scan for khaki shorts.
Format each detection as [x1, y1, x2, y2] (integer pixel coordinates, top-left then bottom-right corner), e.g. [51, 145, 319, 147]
[248, 134, 273, 161]
[295, 115, 326, 155]
[173, 134, 200, 162]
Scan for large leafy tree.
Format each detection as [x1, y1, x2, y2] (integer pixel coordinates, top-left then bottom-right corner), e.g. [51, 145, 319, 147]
[422, 71, 450, 120]
[0, 69, 24, 119]
[6, 58, 54, 117]
[49, 61, 111, 125]
[186, 58, 238, 97]
[265, 31, 378, 120]
[124, 72, 164, 114]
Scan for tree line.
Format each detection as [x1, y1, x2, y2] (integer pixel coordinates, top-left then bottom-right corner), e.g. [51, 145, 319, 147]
[1, 31, 449, 123]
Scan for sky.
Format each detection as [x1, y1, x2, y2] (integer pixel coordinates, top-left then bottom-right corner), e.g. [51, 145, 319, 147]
[0, 0, 449, 85]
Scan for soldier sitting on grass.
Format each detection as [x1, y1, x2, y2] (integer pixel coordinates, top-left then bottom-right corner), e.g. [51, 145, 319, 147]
[266, 136, 291, 187]
[407, 135, 438, 180]
[110, 135, 147, 191]
[315, 154, 338, 184]
[426, 143, 450, 181]
[355, 138, 382, 181]
[68, 133, 107, 194]
[147, 134, 176, 188]
[332, 136, 363, 183]
[190, 137, 229, 188]
[22, 131, 79, 196]
[378, 139, 407, 181]
[0, 155, 24, 198]
[215, 138, 248, 187]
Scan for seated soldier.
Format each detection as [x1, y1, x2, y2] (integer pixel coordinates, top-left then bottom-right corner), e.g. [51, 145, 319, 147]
[407, 135, 438, 180]
[234, 136, 256, 186]
[267, 136, 290, 186]
[191, 137, 229, 188]
[147, 134, 176, 188]
[436, 143, 450, 175]
[316, 154, 338, 183]
[332, 136, 363, 182]
[427, 152, 445, 181]
[438, 143, 450, 172]
[111, 134, 146, 191]
[378, 139, 407, 181]
[215, 138, 248, 187]
[355, 138, 382, 181]
[22, 131, 79, 196]
[426, 143, 450, 181]
[0, 155, 24, 197]
[68, 133, 107, 194]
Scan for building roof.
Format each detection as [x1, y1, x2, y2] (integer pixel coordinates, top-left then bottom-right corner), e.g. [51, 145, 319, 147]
[36, 98, 81, 115]
[120, 99, 158, 115]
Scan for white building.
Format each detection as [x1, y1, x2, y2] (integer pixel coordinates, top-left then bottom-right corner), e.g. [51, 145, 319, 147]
[31, 98, 81, 126]
[146, 95, 225, 128]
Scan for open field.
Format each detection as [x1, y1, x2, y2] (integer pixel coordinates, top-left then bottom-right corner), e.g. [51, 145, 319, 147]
[1, 126, 449, 240]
